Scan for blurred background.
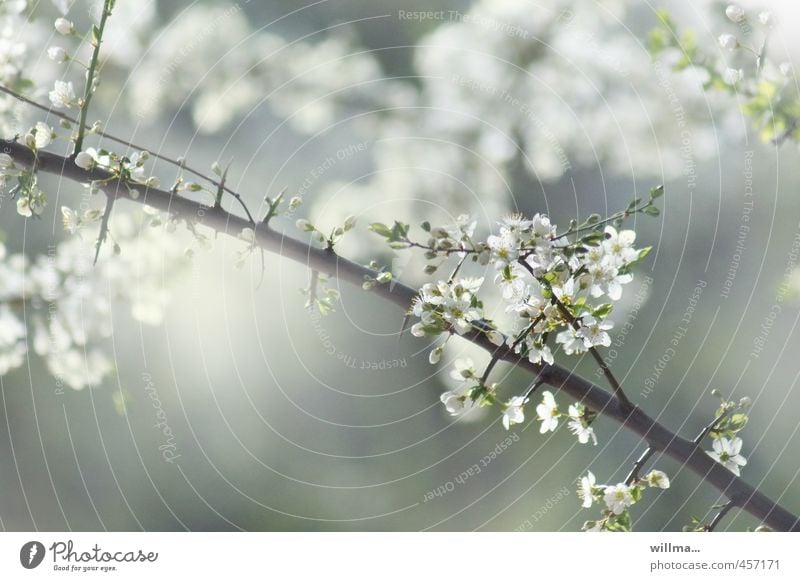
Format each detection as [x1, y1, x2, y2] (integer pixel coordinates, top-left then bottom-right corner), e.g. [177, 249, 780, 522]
[1, 0, 800, 531]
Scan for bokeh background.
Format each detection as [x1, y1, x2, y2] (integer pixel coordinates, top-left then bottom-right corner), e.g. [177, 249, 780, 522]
[1, 0, 800, 531]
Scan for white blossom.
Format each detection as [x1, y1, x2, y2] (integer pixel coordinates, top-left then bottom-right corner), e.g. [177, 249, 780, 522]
[74, 151, 95, 170]
[602, 226, 638, 266]
[524, 341, 554, 366]
[450, 358, 477, 381]
[758, 11, 774, 27]
[412, 278, 484, 335]
[440, 386, 473, 416]
[32, 122, 54, 149]
[603, 483, 634, 515]
[725, 5, 746, 23]
[48, 80, 75, 108]
[568, 404, 597, 445]
[718, 34, 737, 51]
[707, 436, 747, 476]
[0, 153, 21, 176]
[47, 46, 67, 63]
[577, 315, 613, 348]
[556, 327, 587, 356]
[46, 349, 113, 391]
[535, 390, 559, 433]
[578, 471, 597, 508]
[1, 212, 186, 389]
[723, 68, 743, 86]
[502, 396, 526, 430]
[0, 306, 27, 374]
[645, 470, 670, 489]
[54, 17, 74, 35]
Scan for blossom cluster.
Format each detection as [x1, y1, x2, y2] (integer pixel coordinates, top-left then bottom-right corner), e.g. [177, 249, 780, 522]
[651, 5, 795, 144]
[577, 469, 670, 532]
[387, 200, 654, 439]
[0, 212, 186, 390]
[703, 393, 751, 477]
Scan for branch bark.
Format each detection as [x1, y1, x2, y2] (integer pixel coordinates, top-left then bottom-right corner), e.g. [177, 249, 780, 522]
[3, 139, 799, 531]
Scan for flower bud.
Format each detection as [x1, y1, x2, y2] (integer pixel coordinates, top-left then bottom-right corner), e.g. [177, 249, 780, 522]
[725, 5, 746, 23]
[54, 17, 74, 35]
[295, 219, 314, 232]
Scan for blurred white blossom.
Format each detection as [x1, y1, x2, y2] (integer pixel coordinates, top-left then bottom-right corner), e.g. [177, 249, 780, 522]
[0, 212, 186, 389]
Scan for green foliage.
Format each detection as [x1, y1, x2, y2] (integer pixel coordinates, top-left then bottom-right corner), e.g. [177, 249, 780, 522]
[649, 8, 800, 144]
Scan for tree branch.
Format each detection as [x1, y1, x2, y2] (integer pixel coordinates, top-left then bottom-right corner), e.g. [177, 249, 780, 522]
[3, 138, 799, 532]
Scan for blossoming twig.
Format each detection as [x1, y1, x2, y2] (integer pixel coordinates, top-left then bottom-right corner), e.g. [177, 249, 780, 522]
[2, 139, 799, 531]
[538, 272, 634, 410]
[0, 83, 256, 225]
[74, 0, 113, 155]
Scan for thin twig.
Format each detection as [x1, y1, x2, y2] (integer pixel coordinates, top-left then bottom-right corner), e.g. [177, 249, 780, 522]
[705, 500, 735, 532]
[93, 194, 115, 265]
[528, 266, 634, 410]
[523, 379, 546, 401]
[74, 0, 113, 154]
[0, 84, 256, 224]
[625, 447, 655, 485]
[694, 408, 732, 445]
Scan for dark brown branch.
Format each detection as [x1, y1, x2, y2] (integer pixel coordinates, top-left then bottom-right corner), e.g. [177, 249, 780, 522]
[3, 138, 799, 532]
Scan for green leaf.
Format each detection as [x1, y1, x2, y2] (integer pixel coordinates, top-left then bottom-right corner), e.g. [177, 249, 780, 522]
[627, 197, 642, 211]
[368, 222, 392, 238]
[650, 185, 664, 199]
[583, 232, 605, 247]
[593, 303, 614, 318]
[391, 221, 410, 239]
[643, 205, 660, 217]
